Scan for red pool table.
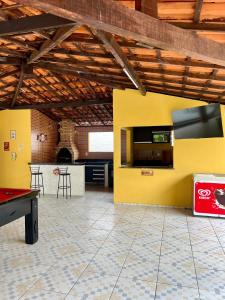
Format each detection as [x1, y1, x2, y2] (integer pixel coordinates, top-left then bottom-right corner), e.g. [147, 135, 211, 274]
[0, 188, 39, 244]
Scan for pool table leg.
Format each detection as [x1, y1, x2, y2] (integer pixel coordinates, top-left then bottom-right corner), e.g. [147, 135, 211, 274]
[25, 198, 38, 244]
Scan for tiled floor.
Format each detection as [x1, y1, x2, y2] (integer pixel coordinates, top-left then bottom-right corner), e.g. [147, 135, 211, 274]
[1, 189, 225, 299]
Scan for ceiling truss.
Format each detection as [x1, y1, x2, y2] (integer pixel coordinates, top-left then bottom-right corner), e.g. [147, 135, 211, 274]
[0, 0, 224, 124]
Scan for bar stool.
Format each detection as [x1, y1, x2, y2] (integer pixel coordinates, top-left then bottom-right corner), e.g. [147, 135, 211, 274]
[57, 167, 71, 199]
[30, 166, 44, 196]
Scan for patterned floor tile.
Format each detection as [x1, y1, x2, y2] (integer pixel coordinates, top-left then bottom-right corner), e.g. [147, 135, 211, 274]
[193, 251, 225, 271]
[0, 253, 51, 281]
[160, 249, 193, 265]
[105, 231, 134, 245]
[110, 277, 156, 300]
[92, 220, 115, 231]
[191, 240, 223, 254]
[20, 285, 66, 300]
[66, 272, 117, 300]
[161, 239, 192, 253]
[84, 228, 110, 241]
[162, 230, 190, 241]
[2, 191, 225, 300]
[155, 283, 200, 300]
[0, 276, 40, 300]
[97, 241, 131, 257]
[128, 246, 160, 261]
[131, 240, 162, 256]
[120, 257, 158, 283]
[84, 252, 127, 277]
[135, 234, 162, 245]
[158, 261, 198, 288]
[31, 252, 92, 294]
[196, 268, 225, 292]
[199, 289, 225, 300]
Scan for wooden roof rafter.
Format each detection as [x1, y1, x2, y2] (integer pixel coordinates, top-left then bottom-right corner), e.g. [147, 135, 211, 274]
[95, 30, 146, 95]
[13, 0, 225, 66]
[28, 24, 81, 64]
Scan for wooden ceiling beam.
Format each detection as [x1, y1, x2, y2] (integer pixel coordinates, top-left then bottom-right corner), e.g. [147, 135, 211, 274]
[0, 57, 21, 65]
[96, 30, 146, 95]
[199, 69, 218, 100]
[169, 22, 225, 32]
[0, 99, 112, 110]
[10, 65, 24, 107]
[0, 13, 75, 37]
[28, 24, 80, 64]
[13, 0, 225, 67]
[0, 47, 24, 57]
[40, 55, 225, 72]
[49, 49, 225, 71]
[145, 87, 223, 104]
[36, 63, 126, 89]
[37, 61, 225, 84]
[135, 0, 158, 18]
[194, 0, 203, 23]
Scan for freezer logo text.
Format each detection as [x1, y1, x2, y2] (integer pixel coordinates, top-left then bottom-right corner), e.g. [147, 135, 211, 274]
[198, 189, 211, 199]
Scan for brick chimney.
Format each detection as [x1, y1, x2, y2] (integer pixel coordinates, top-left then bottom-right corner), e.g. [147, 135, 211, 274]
[56, 120, 79, 162]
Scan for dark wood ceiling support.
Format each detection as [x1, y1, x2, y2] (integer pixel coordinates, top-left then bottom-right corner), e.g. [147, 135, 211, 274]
[28, 24, 80, 64]
[96, 30, 146, 95]
[37, 61, 225, 85]
[0, 47, 24, 57]
[199, 69, 218, 100]
[14, 0, 225, 67]
[10, 64, 24, 107]
[0, 57, 21, 65]
[0, 14, 75, 37]
[145, 87, 222, 104]
[181, 57, 190, 96]
[0, 99, 112, 110]
[156, 50, 165, 91]
[48, 49, 225, 71]
[135, 0, 158, 18]
[169, 22, 225, 32]
[194, 0, 203, 23]
[36, 63, 126, 89]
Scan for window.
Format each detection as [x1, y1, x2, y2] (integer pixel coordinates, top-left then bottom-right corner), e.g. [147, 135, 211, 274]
[89, 132, 114, 152]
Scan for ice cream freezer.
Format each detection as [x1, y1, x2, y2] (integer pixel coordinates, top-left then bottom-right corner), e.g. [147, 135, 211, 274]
[194, 173, 225, 218]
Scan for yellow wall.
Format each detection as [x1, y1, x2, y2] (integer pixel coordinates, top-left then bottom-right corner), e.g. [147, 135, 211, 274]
[0, 110, 31, 188]
[114, 89, 225, 208]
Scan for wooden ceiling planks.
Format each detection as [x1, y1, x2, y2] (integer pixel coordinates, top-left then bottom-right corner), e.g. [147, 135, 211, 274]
[0, 0, 224, 124]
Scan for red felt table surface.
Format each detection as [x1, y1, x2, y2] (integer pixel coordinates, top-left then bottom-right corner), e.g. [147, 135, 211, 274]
[0, 188, 32, 204]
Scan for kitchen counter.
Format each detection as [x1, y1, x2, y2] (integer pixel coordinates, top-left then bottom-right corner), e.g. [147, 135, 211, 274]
[29, 163, 85, 196]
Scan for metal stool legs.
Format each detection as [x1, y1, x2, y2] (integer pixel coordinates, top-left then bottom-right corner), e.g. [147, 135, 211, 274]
[30, 166, 45, 197]
[57, 167, 71, 199]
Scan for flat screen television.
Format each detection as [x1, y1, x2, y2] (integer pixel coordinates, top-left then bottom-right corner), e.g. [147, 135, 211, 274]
[172, 103, 224, 139]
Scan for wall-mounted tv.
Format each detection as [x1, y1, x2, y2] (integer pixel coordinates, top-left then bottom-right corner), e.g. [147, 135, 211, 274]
[172, 103, 224, 139]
